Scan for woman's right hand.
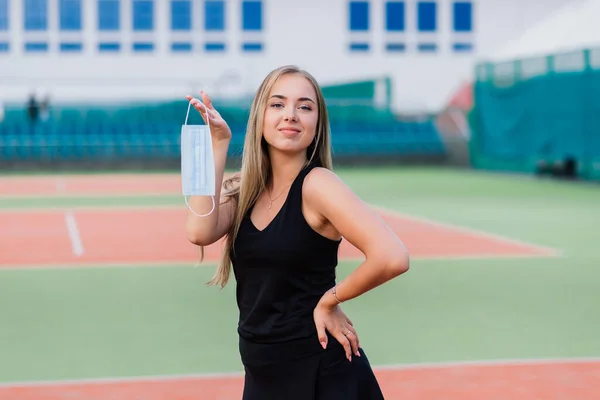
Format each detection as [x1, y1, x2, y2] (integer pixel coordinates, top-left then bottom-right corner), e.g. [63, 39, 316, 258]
[185, 91, 232, 143]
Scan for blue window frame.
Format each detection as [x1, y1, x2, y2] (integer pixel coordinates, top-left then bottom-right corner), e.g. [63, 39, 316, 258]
[242, 1, 261, 31]
[98, 0, 120, 31]
[417, 1, 436, 32]
[133, 0, 153, 31]
[385, 1, 404, 32]
[24, 0, 48, 31]
[205, 0, 225, 31]
[171, 0, 191, 31]
[0, 42, 9, 52]
[349, 1, 369, 31]
[0, 0, 8, 31]
[60, 0, 82, 31]
[453, 1, 472, 32]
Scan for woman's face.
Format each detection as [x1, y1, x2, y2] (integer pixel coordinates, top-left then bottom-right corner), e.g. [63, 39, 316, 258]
[262, 73, 319, 155]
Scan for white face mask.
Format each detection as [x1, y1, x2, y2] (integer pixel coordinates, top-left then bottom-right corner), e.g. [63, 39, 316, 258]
[181, 99, 216, 217]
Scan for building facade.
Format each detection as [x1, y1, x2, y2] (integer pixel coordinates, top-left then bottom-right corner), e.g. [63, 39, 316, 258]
[0, 0, 580, 112]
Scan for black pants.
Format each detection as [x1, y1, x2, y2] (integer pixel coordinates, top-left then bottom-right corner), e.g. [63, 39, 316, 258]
[239, 333, 385, 400]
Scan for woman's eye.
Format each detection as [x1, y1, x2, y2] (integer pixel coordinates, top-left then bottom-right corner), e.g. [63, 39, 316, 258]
[299, 105, 312, 111]
[270, 103, 283, 108]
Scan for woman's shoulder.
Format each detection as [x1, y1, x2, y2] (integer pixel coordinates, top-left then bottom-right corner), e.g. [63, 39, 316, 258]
[302, 167, 349, 199]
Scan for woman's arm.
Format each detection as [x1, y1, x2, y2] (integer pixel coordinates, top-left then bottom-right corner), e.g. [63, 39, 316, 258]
[305, 167, 409, 360]
[305, 167, 410, 301]
[185, 92, 237, 246]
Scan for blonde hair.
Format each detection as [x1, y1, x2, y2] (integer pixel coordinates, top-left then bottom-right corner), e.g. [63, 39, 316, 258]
[205, 65, 333, 288]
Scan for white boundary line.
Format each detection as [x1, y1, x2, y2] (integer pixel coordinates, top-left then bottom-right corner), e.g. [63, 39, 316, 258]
[1, 357, 599, 388]
[0, 203, 564, 271]
[0, 251, 562, 272]
[64, 211, 84, 257]
[0, 202, 568, 256]
[55, 179, 67, 195]
[373, 205, 564, 256]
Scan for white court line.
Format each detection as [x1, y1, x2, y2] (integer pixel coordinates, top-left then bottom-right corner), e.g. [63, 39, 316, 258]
[1, 357, 599, 388]
[0, 251, 563, 272]
[55, 179, 66, 195]
[373, 206, 564, 256]
[64, 211, 84, 257]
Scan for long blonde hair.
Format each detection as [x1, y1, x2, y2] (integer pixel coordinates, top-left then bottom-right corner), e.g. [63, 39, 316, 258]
[206, 65, 333, 288]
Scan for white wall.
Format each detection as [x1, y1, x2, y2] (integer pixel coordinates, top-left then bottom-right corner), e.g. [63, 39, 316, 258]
[0, 0, 582, 112]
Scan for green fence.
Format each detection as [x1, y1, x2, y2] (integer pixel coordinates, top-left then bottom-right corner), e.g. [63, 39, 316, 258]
[470, 47, 600, 181]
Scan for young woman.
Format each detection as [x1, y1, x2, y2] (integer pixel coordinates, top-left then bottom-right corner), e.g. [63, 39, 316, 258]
[185, 65, 410, 399]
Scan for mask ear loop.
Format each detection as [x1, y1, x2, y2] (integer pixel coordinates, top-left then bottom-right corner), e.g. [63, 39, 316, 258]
[184, 99, 216, 218]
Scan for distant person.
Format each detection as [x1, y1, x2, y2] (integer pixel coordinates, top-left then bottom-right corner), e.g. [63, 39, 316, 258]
[27, 94, 39, 124]
[183, 65, 410, 399]
[40, 94, 51, 122]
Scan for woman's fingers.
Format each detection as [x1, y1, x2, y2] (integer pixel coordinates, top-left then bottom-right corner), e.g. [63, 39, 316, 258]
[186, 95, 220, 123]
[201, 91, 215, 110]
[345, 329, 360, 357]
[347, 326, 360, 353]
[333, 331, 353, 362]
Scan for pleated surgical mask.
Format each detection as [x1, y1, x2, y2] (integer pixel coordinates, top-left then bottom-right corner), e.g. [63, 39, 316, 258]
[181, 99, 216, 217]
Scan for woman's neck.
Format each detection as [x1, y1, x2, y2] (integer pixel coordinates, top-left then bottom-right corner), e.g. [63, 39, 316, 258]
[267, 150, 307, 192]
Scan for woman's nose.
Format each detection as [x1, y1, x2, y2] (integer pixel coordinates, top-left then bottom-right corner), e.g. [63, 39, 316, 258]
[284, 112, 298, 122]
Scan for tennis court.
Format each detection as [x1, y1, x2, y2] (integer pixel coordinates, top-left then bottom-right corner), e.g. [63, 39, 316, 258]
[1, 166, 599, 399]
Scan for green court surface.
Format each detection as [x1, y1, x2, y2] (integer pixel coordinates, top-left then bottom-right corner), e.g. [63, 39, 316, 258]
[1, 167, 599, 398]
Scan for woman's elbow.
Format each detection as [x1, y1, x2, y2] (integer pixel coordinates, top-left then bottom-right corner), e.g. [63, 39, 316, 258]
[187, 230, 211, 247]
[384, 248, 410, 278]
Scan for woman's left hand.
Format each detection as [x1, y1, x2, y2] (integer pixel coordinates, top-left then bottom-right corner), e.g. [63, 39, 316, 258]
[313, 293, 361, 362]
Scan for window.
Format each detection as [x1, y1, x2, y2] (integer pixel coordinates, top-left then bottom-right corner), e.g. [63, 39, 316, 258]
[453, 1, 472, 32]
[205, 42, 225, 52]
[418, 43, 437, 52]
[133, 42, 153, 51]
[133, 0, 153, 31]
[60, 43, 83, 52]
[171, 42, 192, 52]
[60, 0, 82, 31]
[25, 42, 48, 52]
[98, 42, 120, 52]
[453, 43, 473, 52]
[242, 42, 262, 52]
[386, 43, 405, 52]
[385, 1, 404, 31]
[205, 0, 225, 31]
[417, 1, 436, 32]
[98, 0, 120, 31]
[242, 1, 261, 31]
[349, 43, 369, 52]
[171, 0, 191, 31]
[0, 0, 8, 31]
[24, 0, 48, 31]
[349, 1, 369, 31]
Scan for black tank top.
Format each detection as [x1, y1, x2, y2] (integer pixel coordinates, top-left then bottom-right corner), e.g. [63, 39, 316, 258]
[231, 163, 342, 345]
